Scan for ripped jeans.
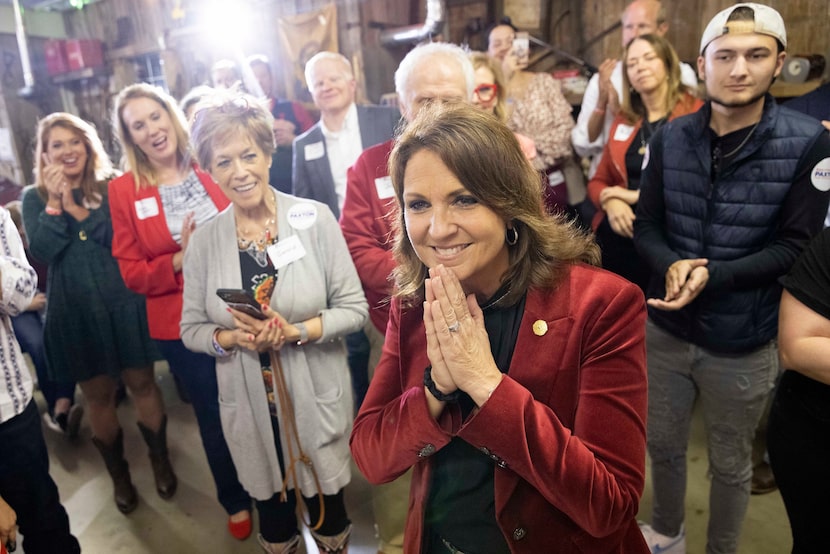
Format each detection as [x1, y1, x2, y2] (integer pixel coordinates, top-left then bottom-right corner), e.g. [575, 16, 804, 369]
[645, 319, 778, 554]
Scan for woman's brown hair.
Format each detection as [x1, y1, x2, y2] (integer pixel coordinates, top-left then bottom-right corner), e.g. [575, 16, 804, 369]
[34, 112, 114, 203]
[620, 33, 695, 125]
[389, 102, 599, 305]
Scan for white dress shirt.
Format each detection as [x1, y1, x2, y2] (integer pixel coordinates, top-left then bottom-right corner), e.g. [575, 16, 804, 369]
[321, 103, 364, 213]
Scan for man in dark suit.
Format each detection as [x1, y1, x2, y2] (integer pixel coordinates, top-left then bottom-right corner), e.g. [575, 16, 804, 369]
[292, 52, 399, 415]
[292, 52, 400, 219]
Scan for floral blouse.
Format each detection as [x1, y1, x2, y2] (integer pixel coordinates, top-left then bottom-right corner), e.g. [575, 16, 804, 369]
[508, 72, 575, 171]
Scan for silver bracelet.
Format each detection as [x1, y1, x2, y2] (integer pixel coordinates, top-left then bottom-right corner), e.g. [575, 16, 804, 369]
[212, 329, 233, 357]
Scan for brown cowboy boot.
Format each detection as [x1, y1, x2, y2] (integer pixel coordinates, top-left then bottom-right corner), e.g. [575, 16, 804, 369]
[137, 415, 177, 499]
[92, 429, 138, 514]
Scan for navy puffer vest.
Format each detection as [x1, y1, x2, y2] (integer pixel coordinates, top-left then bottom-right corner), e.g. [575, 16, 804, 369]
[648, 96, 824, 353]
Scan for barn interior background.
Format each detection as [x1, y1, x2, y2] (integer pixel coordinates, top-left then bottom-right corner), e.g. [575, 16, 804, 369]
[0, 0, 827, 194]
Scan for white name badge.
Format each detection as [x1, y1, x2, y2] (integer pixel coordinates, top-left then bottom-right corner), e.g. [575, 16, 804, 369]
[304, 142, 325, 161]
[547, 170, 565, 187]
[374, 176, 395, 199]
[267, 235, 307, 270]
[287, 202, 318, 230]
[613, 124, 635, 142]
[134, 197, 159, 220]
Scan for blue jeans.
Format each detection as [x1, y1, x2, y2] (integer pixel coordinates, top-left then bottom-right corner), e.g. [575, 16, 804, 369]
[11, 311, 75, 416]
[0, 400, 80, 553]
[256, 414, 349, 541]
[155, 339, 250, 515]
[645, 319, 778, 554]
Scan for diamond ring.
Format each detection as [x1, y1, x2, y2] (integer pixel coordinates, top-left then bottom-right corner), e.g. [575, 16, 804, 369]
[447, 322, 460, 333]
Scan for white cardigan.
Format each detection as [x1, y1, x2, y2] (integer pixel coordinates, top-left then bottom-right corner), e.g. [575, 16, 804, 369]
[181, 189, 368, 500]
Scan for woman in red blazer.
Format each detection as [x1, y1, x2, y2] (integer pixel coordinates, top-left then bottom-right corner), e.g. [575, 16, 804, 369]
[350, 103, 649, 553]
[587, 34, 703, 293]
[109, 84, 252, 540]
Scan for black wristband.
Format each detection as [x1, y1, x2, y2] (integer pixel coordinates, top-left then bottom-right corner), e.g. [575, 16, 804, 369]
[423, 366, 461, 402]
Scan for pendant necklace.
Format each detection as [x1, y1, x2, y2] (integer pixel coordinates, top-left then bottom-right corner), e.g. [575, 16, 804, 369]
[638, 116, 667, 155]
[236, 215, 276, 251]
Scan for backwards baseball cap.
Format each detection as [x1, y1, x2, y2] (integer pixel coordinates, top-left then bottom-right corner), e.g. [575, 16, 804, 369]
[699, 3, 786, 55]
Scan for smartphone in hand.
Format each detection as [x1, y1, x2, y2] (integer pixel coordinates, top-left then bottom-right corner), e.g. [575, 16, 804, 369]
[512, 31, 530, 68]
[216, 288, 268, 320]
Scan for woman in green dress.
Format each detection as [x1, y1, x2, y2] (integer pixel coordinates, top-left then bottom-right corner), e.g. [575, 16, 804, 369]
[22, 113, 172, 515]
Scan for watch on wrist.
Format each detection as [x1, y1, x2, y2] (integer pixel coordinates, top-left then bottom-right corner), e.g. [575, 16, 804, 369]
[294, 322, 309, 345]
[423, 366, 460, 402]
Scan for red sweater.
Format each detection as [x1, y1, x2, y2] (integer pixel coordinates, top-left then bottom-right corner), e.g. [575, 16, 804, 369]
[351, 264, 649, 553]
[340, 140, 397, 334]
[108, 167, 229, 340]
[587, 93, 703, 231]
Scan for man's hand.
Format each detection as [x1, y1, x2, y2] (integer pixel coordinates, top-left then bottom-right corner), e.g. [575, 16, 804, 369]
[273, 119, 297, 147]
[649, 264, 709, 311]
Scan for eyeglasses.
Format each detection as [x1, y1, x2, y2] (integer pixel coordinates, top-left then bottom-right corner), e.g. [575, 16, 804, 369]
[473, 83, 498, 102]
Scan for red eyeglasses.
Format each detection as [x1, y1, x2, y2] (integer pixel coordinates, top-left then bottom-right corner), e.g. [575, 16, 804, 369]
[473, 83, 498, 102]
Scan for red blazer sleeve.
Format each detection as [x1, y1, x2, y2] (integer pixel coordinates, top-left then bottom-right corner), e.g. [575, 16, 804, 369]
[108, 173, 181, 297]
[350, 298, 461, 483]
[460, 271, 647, 538]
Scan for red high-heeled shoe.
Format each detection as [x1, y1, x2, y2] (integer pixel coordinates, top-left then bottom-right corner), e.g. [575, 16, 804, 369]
[228, 511, 252, 540]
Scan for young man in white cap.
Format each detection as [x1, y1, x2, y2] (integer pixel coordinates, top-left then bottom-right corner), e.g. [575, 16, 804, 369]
[633, 4, 830, 553]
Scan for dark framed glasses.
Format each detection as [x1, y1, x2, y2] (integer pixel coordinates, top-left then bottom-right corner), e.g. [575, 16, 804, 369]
[473, 83, 498, 102]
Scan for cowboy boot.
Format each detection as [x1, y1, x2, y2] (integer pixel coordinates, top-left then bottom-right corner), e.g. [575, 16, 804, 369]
[311, 524, 352, 554]
[92, 429, 138, 514]
[257, 533, 303, 554]
[137, 415, 177, 499]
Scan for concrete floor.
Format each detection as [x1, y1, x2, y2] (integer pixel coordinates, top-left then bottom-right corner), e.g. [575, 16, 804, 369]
[24, 361, 790, 553]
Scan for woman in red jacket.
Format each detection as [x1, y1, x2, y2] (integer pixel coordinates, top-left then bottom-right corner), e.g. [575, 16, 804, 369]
[109, 84, 252, 540]
[587, 34, 702, 292]
[350, 103, 649, 553]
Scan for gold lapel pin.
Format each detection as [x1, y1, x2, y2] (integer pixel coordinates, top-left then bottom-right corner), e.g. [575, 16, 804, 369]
[532, 319, 548, 336]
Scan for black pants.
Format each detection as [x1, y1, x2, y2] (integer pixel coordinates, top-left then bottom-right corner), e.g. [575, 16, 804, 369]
[257, 414, 350, 542]
[0, 400, 80, 554]
[768, 370, 830, 554]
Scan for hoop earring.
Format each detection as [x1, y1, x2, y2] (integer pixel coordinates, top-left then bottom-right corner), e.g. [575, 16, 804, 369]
[506, 227, 518, 246]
